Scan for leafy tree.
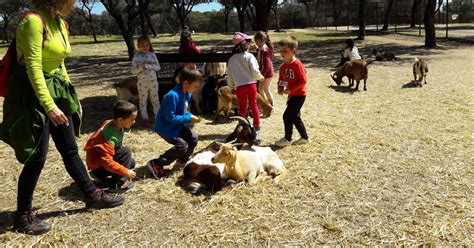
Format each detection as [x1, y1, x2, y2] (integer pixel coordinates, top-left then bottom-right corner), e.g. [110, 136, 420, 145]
[232, 0, 250, 32]
[410, 0, 422, 28]
[169, 0, 213, 30]
[100, 0, 148, 60]
[0, 0, 29, 43]
[251, 0, 274, 31]
[76, 0, 99, 43]
[218, 0, 233, 32]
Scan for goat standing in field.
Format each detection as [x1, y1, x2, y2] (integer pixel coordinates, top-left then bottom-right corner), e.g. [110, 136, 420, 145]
[211, 143, 286, 185]
[331, 59, 369, 91]
[413, 57, 428, 87]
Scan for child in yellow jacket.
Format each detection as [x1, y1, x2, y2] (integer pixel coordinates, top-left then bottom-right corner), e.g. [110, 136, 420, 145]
[84, 100, 137, 191]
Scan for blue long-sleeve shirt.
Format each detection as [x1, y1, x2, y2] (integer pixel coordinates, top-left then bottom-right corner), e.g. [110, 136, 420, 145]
[153, 85, 192, 139]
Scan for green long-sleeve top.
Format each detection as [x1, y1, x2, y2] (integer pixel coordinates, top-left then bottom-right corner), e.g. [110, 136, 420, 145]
[16, 8, 71, 113]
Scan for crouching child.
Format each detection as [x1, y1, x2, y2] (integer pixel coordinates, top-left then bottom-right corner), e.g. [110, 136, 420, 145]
[84, 100, 138, 191]
[147, 68, 202, 179]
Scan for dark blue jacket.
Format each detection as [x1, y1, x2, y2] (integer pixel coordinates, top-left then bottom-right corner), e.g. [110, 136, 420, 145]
[153, 85, 192, 138]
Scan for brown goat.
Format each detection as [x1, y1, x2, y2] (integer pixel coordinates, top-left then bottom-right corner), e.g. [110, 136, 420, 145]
[216, 85, 272, 119]
[413, 57, 428, 87]
[331, 59, 369, 91]
[373, 48, 396, 61]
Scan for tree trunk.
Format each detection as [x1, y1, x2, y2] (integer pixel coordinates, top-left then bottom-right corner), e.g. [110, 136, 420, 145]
[254, 0, 270, 31]
[145, 13, 157, 37]
[2, 17, 9, 43]
[303, 2, 314, 28]
[357, 0, 366, 40]
[237, 9, 246, 32]
[410, 0, 421, 28]
[424, 0, 437, 47]
[138, 0, 147, 35]
[224, 12, 230, 32]
[272, 5, 281, 32]
[382, 0, 394, 31]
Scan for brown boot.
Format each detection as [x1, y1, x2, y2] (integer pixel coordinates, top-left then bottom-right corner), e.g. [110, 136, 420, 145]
[85, 188, 125, 210]
[13, 209, 51, 235]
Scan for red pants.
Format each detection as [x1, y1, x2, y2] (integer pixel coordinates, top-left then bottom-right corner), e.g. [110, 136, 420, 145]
[235, 83, 260, 127]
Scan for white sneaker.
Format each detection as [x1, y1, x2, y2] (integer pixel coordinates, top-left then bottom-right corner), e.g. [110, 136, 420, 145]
[293, 137, 310, 145]
[275, 137, 291, 147]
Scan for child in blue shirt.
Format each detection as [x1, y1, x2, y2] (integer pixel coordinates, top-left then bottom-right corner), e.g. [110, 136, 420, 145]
[147, 68, 202, 178]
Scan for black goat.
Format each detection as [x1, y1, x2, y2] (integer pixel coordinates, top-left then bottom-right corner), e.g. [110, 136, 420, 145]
[225, 116, 260, 148]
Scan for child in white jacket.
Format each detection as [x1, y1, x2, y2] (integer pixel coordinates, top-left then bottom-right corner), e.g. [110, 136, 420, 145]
[226, 32, 264, 130]
[131, 35, 161, 128]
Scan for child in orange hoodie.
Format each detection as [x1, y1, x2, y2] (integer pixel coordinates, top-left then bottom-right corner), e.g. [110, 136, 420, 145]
[84, 100, 138, 191]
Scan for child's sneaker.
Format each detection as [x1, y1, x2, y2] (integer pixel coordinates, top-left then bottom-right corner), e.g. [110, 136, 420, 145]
[293, 137, 310, 145]
[147, 159, 166, 179]
[275, 137, 291, 147]
[142, 119, 151, 128]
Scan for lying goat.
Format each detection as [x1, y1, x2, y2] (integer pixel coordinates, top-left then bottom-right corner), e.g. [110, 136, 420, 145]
[331, 59, 369, 91]
[182, 151, 226, 194]
[216, 85, 273, 119]
[211, 143, 286, 185]
[373, 48, 396, 61]
[413, 57, 428, 87]
[225, 116, 260, 148]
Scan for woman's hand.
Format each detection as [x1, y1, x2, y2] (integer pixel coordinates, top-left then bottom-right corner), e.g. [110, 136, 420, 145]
[47, 107, 69, 126]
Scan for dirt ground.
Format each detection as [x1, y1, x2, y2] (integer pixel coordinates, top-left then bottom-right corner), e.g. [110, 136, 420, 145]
[0, 30, 472, 245]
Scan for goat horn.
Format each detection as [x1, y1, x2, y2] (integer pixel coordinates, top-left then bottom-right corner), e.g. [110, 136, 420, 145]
[229, 116, 251, 125]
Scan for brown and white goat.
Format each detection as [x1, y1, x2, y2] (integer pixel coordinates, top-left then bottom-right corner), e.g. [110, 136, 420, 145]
[216, 85, 273, 119]
[211, 143, 287, 185]
[413, 57, 428, 87]
[182, 150, 226, 194]
[373, 48, 396, 61]
[331, 59, 369, 91]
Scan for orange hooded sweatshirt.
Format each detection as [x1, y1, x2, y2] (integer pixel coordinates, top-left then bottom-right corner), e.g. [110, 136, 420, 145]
[84, 120, 129, 176]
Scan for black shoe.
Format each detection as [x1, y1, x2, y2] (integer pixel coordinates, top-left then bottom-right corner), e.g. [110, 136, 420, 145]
[85, 188, 125, 209]
[13, 209, 51, 235]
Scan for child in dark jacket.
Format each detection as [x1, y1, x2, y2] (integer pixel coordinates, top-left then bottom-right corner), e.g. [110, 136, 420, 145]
[84, 100, 138, 190]
[147, 68, 202, 179]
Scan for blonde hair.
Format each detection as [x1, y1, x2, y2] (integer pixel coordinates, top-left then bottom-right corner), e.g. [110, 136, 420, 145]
[278, 36, 298, 50]
[32, 0, 76, 17]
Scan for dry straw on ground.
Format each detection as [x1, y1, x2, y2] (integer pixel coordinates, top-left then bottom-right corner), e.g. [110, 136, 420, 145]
[0, 30, 472, 246]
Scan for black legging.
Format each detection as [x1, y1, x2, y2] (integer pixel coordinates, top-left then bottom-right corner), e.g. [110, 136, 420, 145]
[17, 116, 96, 211]
[283, 95, 309, 141]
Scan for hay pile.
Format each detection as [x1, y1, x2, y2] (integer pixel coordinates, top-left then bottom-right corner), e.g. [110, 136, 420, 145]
[0, 31, 472, 245]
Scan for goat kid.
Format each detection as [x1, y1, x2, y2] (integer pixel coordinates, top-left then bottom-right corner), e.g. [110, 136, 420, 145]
[211, 143, 287, 185]
[331, 59, 369, 91]
[413, 57, 428, 87]
[225, 116, 260, 148]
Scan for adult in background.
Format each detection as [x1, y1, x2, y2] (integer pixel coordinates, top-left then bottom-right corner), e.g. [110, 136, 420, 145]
[335, 38, 361, 68]
[0, 0, 124, 235]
